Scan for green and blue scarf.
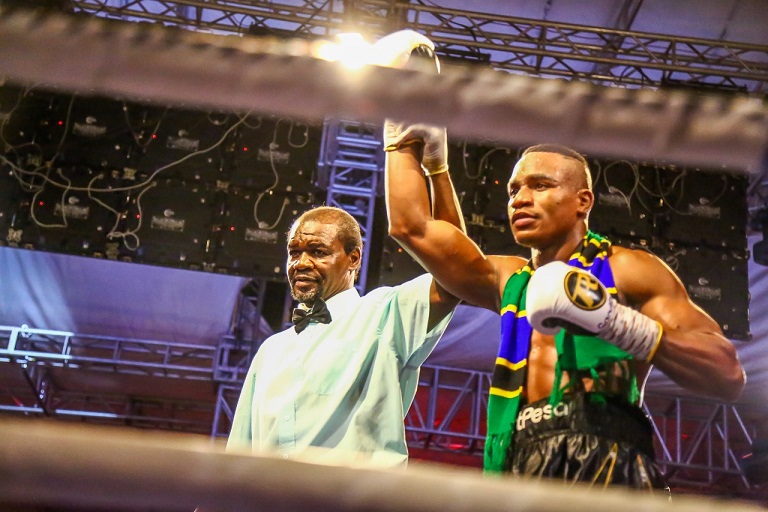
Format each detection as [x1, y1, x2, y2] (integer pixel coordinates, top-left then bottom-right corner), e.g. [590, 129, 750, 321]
[484, 231, 639, 472]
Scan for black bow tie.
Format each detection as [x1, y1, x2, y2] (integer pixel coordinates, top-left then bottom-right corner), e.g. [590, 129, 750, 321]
[292, 298, 332, 333]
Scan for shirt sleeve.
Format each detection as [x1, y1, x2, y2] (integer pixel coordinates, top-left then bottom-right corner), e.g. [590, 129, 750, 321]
[388, 273, 454, 368]
[226, 361, 256, 452]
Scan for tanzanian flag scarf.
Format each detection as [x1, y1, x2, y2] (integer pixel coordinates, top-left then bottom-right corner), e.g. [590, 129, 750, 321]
[483, 231, 638, 473]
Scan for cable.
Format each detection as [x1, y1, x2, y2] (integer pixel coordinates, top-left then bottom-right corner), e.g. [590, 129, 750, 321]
[48, 94, 77, 169]
[206, 112, 231, 126]
[253, 192, 290, 230]
[29, 168, 68, 229]
[235, 13, 256, 37]
[13, 111, 249, 195]
[55, 167, 73, 228]
[1, 153, 47, 191]
[655, 167, 689, 215]
[3, 103, 302, 249]
[479, 147, 509, 178]
[250, 116, 311, 230]
[706, 174, 730, 206]
[461, 140, 472, 178]
[415, 0, 482, 45]
[5, 103, 251, 251]
[0, 85, 28, 151]
[86, 172, 122, 241]
[0, 85, 51, 176]
[105, 180, 158, 251]
[286, 120, 309, 148]
[252, 118, 289, 230]
[241, 114, 263, 130]
[463, 145, 508, 180]
[122, 102, 168, 150]
[600, 159, 643, 215]
[591, 159, 603, 187]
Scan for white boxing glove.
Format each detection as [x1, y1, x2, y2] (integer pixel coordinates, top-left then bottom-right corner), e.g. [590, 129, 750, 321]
[369, 30, 439, 70]
[527, 261, 663, 362]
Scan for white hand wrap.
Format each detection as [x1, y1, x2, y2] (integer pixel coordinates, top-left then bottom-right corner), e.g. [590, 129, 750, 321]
[372, 30, 448, 177]
[527, 261, 663, 362]
[383, 123, 448, 176]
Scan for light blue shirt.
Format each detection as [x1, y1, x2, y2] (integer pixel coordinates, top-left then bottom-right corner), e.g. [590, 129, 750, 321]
[227, 274, 453, 467]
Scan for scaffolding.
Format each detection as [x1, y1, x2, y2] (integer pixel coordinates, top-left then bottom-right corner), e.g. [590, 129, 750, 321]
[0, 326, 764, 494]
[318, 119, 384, 294]
[69, 0, 768, 93]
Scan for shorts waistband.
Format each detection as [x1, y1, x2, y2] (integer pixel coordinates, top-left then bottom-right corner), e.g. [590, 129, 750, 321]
[513, 393, 655, 456]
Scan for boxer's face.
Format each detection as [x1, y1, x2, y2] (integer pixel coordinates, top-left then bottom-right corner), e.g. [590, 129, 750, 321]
[507, 152, 592, 250]
[286, 220, 360, 305]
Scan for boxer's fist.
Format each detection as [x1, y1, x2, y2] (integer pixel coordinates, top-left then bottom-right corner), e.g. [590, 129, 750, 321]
[526, 261, 662, 362]
[526, 261, 613, 336]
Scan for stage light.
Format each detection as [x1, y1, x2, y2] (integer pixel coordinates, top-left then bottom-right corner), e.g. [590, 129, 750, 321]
[314, 33, 372, 70]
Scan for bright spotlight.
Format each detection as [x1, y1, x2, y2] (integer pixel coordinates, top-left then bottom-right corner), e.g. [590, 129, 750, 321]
[314, 33, 372, 70]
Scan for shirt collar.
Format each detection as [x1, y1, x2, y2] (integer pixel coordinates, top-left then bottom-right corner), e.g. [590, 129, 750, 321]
[323, 286, 360, 321]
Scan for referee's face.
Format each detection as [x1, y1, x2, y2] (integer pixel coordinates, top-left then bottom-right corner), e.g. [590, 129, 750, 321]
[287, 220, 360, 305]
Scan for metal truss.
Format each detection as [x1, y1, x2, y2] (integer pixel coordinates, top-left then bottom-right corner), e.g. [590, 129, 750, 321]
[210, 360, 766, 493]
[214, 334, 254, 383]
[69, 0, 768, 93]
[0, 350, 214, 433]
[214, 277, 269, 383]
[642, 394, 762, 491]
[0, 324, 217, 380]
[405, 365, 766, 493]
[405, 365, 489, 455]
[0, 324, 236, 435]
[318, 119, 384, 294]
[211, 383, 242, 438]
[69, 0, 396, 36]
[1, 327, 764, 494]
[405, 4, 768, 93]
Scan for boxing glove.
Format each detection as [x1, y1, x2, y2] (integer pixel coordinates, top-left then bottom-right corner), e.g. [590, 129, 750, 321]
[372, 31, 448, 177]
[369, 29, 439, 70]
[527, 261, 663, 362]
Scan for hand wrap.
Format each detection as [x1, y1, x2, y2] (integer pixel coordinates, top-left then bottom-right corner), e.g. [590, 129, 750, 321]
[383, 123, 448, 176]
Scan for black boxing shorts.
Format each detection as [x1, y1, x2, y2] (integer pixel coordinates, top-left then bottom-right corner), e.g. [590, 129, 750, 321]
[510, 392, 668, 492]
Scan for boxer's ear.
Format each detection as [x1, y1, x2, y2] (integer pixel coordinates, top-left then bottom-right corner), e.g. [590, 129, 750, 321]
[576, 188, 593, 220]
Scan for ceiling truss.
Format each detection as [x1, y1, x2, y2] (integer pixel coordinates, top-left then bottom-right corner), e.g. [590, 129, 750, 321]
[68, 0, 768, 93]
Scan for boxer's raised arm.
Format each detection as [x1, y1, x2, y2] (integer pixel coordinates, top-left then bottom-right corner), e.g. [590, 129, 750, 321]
[385, 145, 522, 312]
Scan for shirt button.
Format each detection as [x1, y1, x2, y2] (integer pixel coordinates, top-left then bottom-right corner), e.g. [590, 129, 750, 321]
[284, 415, 290, 421]
[282, 454, 289, 459]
